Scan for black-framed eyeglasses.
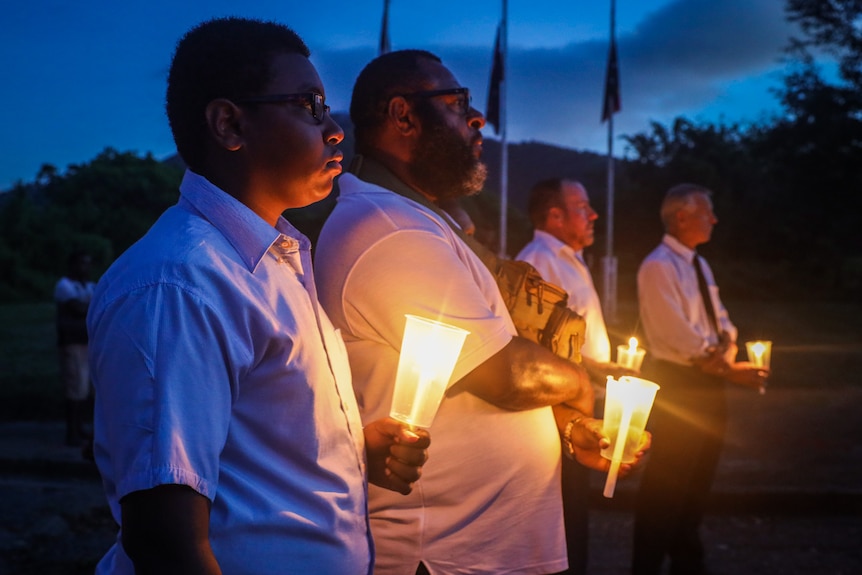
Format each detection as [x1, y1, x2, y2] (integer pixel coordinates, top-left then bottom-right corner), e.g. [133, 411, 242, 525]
[234, 92, 330, 124]
[398, 87, 472, 115]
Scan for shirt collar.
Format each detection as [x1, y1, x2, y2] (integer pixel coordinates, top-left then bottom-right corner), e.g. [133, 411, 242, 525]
[178, 170, 309, 272]
[532, 229, 583, 261]
[661, 233, 697, 262]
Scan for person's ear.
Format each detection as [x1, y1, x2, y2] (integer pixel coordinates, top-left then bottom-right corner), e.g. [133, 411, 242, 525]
[205, 98, 245, 152]
[387, 96, 417, 136]
[674, 209, 689, 230]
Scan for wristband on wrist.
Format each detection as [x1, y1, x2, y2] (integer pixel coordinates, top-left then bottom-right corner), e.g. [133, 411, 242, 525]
[562, 415, 585, 459]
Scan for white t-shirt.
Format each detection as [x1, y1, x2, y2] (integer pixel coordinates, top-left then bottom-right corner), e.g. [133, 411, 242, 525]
[316, 173, 567, 575]
[517, 230, 611, 363]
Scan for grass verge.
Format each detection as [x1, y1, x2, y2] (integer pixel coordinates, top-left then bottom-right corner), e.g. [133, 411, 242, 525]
[2, 299, 861, 422]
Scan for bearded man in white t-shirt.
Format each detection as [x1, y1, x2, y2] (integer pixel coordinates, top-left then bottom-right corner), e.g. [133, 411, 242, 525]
[315, 49, 648, 575]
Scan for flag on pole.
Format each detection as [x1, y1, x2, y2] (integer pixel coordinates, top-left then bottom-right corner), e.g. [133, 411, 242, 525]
[486, 24, 504, 134]
[601, 37, 621, 122]
[379, 0, 391, 55]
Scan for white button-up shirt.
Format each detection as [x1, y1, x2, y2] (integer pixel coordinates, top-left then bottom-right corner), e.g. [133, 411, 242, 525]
[637, 234, 737, 365]
[89, 170, 371, 575]
[517, 229, 611, 362]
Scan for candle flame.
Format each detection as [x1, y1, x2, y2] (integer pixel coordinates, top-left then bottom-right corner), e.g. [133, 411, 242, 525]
[628, 337, 638, 353]
[751, 341, 766, 357]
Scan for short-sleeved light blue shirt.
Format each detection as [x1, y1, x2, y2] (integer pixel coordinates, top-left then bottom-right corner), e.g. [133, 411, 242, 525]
[88, 171, 371, 575]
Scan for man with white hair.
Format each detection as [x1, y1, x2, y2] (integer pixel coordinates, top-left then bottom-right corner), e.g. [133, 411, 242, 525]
[633, 182, 768, 575]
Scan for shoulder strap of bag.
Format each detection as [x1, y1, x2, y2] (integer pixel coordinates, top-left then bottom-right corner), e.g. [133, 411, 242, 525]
[349, 155, 499, 270]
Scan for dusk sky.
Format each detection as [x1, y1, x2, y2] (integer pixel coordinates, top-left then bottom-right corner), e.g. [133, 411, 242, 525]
[2, 0, 805, 190]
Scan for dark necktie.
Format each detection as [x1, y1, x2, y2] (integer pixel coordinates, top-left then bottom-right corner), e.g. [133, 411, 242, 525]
[693, 253, 720, 335]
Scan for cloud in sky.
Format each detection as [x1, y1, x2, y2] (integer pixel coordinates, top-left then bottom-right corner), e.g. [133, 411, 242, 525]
[506, 0, 798, 151]
[311, 0, 799, 158]
[1, 0, 803, 189]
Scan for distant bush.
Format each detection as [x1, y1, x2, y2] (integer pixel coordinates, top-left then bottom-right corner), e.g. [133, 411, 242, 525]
[0, 149, 182, 302]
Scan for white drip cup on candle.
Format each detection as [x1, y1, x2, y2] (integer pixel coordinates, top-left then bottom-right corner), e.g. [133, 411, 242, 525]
[389, 315, 469, 429]
[601, 375, 660, 498]
[617, 337, 646, 371]
[745, 340, 772, 395]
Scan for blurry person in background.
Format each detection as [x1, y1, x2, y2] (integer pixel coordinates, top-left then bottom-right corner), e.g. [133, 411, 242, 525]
[55, 250, 95, 448]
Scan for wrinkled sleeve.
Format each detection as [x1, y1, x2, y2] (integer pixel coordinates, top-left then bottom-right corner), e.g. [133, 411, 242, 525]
[90, 283, 238, 502]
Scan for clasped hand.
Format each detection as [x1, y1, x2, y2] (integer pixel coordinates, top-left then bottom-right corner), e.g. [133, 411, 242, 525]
[693, 337, 769, 393]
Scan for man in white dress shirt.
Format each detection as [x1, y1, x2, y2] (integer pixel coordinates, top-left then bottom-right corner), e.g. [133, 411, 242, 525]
[632, 183, 768, 575]
[516, 178, 634, 575]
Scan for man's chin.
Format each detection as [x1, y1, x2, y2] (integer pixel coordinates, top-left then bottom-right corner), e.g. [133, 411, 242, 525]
[463, 162, 488, 197]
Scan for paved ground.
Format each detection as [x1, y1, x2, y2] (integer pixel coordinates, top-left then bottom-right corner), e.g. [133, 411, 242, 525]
[2, 384, 861, 574]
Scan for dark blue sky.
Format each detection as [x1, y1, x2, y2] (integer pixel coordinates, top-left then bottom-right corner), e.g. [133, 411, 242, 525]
[2, 0, 804, 189]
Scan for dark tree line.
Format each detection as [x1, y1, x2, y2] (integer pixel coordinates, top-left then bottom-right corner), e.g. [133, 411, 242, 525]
[611, 0, 862, 300]
[0, 149, 183, 301]
[1, 0, 859, 302]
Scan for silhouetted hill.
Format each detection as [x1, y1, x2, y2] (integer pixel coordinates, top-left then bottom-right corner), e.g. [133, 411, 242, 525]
[162, 112, 622, 258]
[330, 111, 613, 213]
[163, 111, 612, 211]
[480, 138, 612, 213]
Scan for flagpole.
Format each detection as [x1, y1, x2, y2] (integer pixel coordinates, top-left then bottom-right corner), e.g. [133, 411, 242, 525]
[379, 0, 391, 55]
[498, 0, 508, 258]
[602, 0, 618, 323]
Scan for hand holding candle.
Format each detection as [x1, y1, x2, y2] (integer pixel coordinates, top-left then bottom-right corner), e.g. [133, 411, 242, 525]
[390, 315, 469, 429]
[616, 336, 646, 372]
[601, 375, 660, 498]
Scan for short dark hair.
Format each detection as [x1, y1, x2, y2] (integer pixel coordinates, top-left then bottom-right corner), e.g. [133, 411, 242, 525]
[350, 49, 442, 154]
[166, 17, 310, 173]
[527, 177, 569, 229]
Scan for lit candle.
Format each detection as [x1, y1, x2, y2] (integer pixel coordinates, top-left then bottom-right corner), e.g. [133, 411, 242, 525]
[601, 376, 660, 498]
[616, 337, 646, 371]
[389, 315, 470, 429]
[745, 340, 772, 369]
[744, 340, 772, 396]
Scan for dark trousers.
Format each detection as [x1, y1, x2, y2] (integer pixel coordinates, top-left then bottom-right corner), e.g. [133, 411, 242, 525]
[632, 360, 728, 575]
[560, 454, 591, 575]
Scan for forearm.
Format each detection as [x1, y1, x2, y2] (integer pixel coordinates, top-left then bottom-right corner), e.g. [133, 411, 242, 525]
[454, 336, 593, 412]
[552, 402, 591, 434]
[128, 542, 221, 575]
[121, 485, 221, 575]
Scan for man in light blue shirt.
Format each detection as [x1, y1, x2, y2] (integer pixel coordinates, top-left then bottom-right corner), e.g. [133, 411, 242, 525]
[88, 18, 429, 575]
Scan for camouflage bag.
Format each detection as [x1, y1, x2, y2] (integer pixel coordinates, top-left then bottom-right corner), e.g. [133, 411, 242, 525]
[491, 258, 585, 364]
